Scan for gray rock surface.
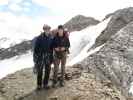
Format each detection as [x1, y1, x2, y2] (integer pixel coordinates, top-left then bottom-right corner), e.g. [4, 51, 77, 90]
[80, 21, 133, 97]
[64, 15, 100, 32]
[94, 7, 133, 48]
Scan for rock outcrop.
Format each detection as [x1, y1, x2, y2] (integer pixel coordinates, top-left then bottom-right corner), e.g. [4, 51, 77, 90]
[80, 21, 133, 97]
[64, 15, 100, 32]
[93, 7, 133, 48]
[0, 40, 32, 60]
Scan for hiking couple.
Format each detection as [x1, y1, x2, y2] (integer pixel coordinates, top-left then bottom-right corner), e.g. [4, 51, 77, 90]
[33, 24, 70, 90]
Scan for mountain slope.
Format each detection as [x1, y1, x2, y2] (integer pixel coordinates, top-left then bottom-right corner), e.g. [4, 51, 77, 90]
[93, 7, 133, 48]
[78, 21, 133, 97]
[68, 18, 110, 62]
[64, 15, 100, 32]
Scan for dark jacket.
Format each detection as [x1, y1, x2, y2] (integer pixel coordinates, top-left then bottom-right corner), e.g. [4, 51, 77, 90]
[33, 33, 53, 64]
[52, 33, 70, 59]
[52, 34, 70, 50]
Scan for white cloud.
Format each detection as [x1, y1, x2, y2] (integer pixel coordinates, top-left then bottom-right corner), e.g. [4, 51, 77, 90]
[23, 7, 30, 12]
[10, 0, 23, 4]
[8, 3, 23, 12]
[32, 0, 132, 20]
[23, 2, 31, 7]
[0, 11, 71, 49]
[0, 0, 9, 5]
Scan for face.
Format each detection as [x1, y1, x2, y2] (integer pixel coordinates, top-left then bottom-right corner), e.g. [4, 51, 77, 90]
[44, 28, 50, 35]
[58, 29, 64, 36]
[45, 28, 50, 33]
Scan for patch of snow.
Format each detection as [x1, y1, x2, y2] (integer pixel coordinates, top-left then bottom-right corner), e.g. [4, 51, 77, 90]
[68, 17, 111, 62]
[67, 44, 104, 66]
[0, 51, 33, 79]
[129, 82, 133, 95]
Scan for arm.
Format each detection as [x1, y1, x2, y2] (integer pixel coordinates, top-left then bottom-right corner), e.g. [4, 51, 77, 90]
[52, 37, 60, 52]
[60, 37, 70, 51]
[34, 37, 41, 54]
[33, 37, 42, 63]
[66, 38, 70, 49]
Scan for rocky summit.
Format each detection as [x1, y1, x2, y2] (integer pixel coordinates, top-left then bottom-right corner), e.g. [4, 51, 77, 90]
[93, 7, 133, 48]
[64, 15, 100, 32]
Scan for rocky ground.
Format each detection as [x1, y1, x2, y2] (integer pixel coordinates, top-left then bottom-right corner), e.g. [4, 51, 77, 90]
[0, 64, 129, 100]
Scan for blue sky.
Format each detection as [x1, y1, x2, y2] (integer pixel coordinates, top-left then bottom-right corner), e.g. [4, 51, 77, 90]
[0, 0, 54, 17]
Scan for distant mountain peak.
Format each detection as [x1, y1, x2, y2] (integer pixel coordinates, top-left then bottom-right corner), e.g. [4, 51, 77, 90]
[64, 15, 100, 32]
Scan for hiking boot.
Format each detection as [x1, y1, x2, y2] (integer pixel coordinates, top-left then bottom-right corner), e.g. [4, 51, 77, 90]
[60, 81, 65, 87]
[43, 85, 50, 90]
[52, 81, 58, 88]
[36, 85, 42, 90]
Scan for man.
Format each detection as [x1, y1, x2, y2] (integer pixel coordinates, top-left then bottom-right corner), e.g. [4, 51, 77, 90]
[33, 24, 53, 90]
[52, 25, 70, 87]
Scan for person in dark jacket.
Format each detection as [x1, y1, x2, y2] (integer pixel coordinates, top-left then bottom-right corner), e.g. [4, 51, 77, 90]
[33, 24, 53, 90]
[52, 25, 70, 87]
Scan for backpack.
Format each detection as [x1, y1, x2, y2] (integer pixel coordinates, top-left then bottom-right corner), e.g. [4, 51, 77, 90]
[64, 31, 70, 38]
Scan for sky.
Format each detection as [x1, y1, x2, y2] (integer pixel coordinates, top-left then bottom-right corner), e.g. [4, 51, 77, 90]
[0, 0, 132, 34]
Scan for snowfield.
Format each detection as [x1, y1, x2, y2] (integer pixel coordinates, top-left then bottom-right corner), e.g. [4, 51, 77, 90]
[68, 17, 111, 64]
[0, 51, 33, 79]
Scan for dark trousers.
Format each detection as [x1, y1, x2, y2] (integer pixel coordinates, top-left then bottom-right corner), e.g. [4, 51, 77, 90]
[37, 63, 51, 87]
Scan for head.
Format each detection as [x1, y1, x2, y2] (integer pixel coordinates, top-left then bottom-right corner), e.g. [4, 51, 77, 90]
[58, 25, 64, 37]
[43, 24, 51, 35]
[51, 29, 58, 36]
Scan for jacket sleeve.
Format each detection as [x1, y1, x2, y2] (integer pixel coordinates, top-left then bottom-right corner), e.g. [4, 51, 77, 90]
[65, 37, 70, 49]
[34, 37, 41, 55]
[52, 37, 57, 49]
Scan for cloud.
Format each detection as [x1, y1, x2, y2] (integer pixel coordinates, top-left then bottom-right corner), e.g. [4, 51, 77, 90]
[32, 0, 132, 20]
[10, 0, 23, 4]
[8, 3, 23, 12]
[0, 0, 9, 5]
[0, 11, 67, 37]
[23, 2, 31, 7]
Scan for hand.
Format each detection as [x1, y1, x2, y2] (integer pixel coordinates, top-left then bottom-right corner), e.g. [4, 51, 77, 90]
[55, 48, 60, 51]
[60, 47, 66, 51]
[33, 67, 37, 74]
